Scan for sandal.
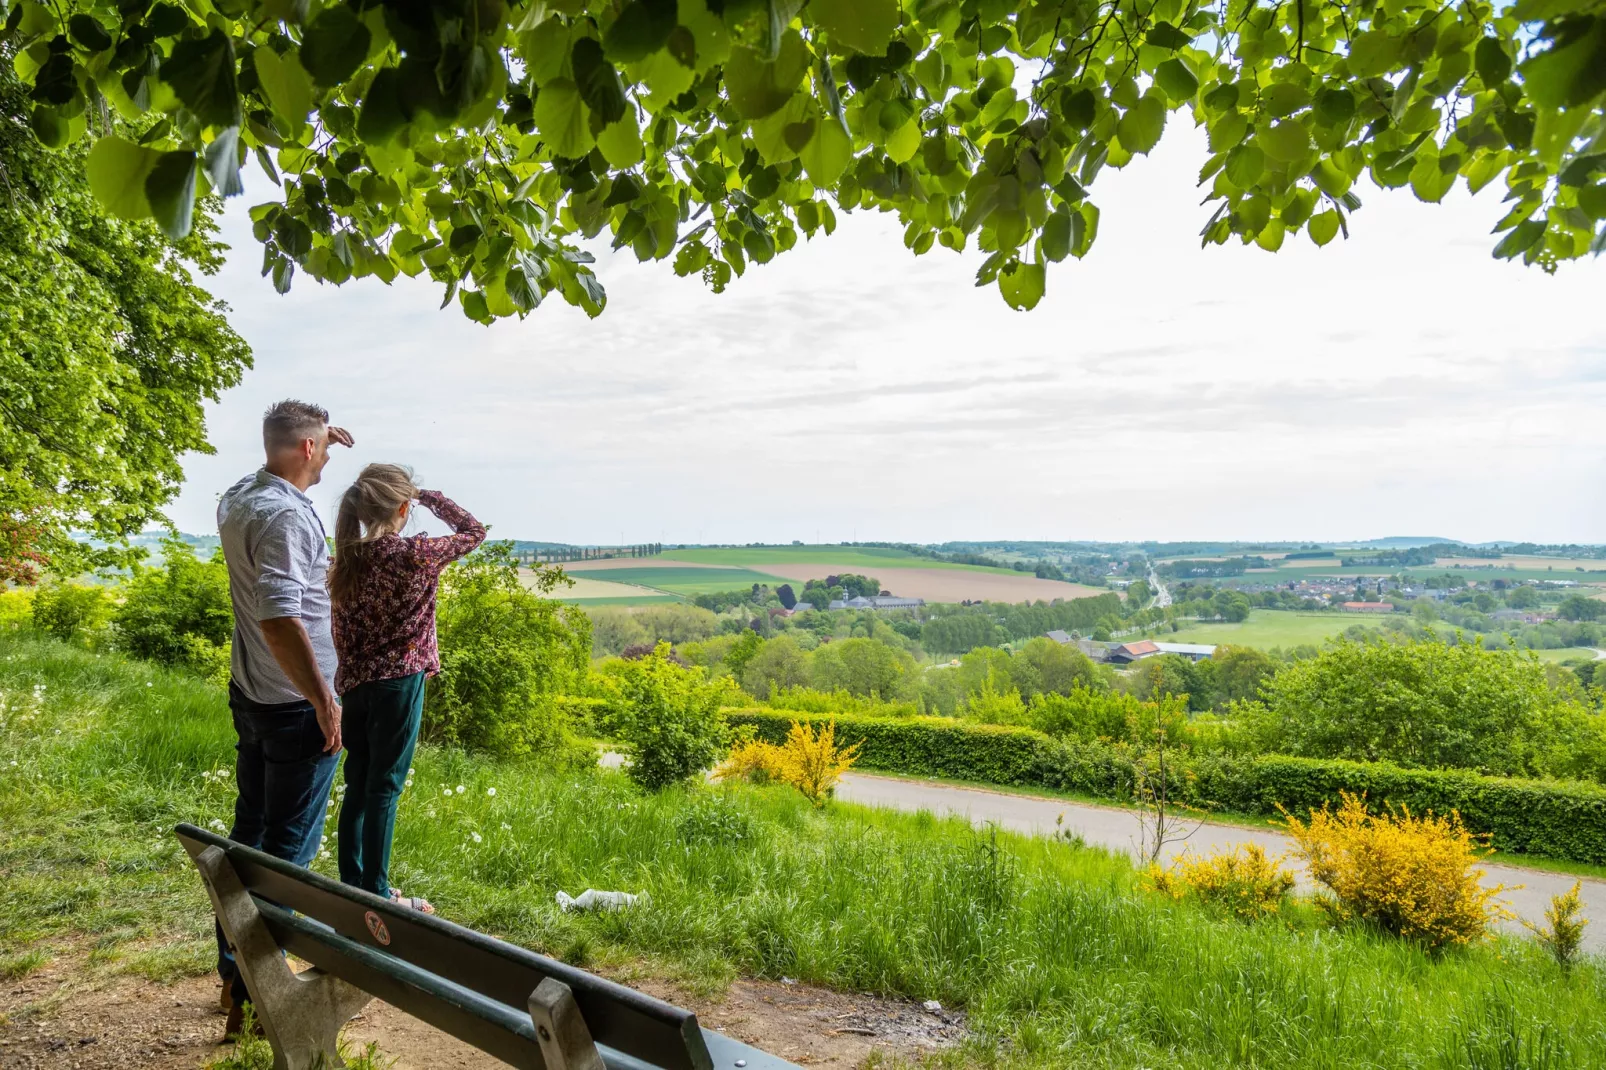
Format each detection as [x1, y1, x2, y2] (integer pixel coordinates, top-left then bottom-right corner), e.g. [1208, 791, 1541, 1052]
[388, 888, 436, 914]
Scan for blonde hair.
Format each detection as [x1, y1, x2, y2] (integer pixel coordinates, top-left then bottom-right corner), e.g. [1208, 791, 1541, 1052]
[329, 463, 419, 605]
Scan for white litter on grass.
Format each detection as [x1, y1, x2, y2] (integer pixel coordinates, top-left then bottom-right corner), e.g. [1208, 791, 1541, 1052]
[556, 889, 647, 913]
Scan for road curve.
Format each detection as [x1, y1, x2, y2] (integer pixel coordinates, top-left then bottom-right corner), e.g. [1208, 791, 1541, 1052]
[835, 771, 1605, 952]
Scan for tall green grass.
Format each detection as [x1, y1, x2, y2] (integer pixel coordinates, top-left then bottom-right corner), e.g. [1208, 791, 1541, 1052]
[3, 634, 1605, 1069]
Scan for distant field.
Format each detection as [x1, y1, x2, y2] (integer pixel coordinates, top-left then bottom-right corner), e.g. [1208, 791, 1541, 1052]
[1249, 561, 1606, 585]
[1434, 555, 1606, 571]
[754, 562, 1105, 604]
[564, 565, 793, 595]
[554, 548, 1109, 605]
[669, 545, 1002, 572]
[1528, 647, 1603, 664]
[1163, 611, 1388, 649]
[520, 569, 679, 603]
[1161, 611, 1604, 661]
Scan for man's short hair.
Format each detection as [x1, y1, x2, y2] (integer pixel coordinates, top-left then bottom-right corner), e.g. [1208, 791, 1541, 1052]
[262, 399, 329, 453]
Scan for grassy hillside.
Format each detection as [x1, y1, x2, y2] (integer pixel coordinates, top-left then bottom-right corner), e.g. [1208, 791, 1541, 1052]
[3, 635, 1604, 1069]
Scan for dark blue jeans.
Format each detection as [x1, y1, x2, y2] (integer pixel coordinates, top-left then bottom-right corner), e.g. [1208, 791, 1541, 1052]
[215, 683, 339, 1006]
[337, 672, 426, 898]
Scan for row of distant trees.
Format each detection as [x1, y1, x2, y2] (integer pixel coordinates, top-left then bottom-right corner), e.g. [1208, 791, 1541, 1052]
[514, 543, 663, 564]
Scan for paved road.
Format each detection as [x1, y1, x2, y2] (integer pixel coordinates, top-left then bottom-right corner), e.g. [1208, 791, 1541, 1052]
[836, 771, 1606, 951]
[1148, 568, 1171, 609]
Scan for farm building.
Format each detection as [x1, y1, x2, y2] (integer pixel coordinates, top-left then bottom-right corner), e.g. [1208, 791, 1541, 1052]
[1046, 630, 1114, 661]
[1108, 640, 1161, 663]
[828, 595, 926, 610]
[1153, 642, 1217, 661]
[1340, 601, 1394, 612]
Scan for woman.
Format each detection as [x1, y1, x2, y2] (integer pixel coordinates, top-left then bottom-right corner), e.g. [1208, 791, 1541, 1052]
[328, 463, 486, 912]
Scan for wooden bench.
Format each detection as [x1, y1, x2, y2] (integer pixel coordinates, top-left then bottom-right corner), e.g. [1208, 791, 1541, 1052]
[176, 823, 798, 1070]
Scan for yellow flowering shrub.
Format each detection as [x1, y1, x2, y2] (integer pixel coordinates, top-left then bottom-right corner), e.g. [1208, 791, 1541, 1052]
[713, 735, 784, 785]
[1144, 844, 1295, 921]
[713, 720, 861, 807]
[1280, 791, 1513, 951]
[1525, 881, 1589, 974]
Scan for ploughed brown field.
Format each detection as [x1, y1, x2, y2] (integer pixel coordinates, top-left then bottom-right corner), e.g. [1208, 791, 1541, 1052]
[752, 563, 1108, 604]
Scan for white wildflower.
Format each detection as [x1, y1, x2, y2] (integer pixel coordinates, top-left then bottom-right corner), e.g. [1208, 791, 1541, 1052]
[471, 832, 482, 843]
[455, 785, 465, 794]
[405, 779, 414, 788]
[486, 787, 496, 797]
[443, 788, 453, 797]
[501, 823, 512, 831]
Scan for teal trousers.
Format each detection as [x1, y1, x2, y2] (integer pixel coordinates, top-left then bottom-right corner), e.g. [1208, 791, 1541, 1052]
[337, 672, 425, 898]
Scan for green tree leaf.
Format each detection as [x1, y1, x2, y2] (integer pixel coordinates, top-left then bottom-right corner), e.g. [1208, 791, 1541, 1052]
[799, 114, 852, 185]
[202, 126, 244, 198]
[572, 38, 628, 125]
[809, 0, 899, 55]
[1225, 144, 1264, 187]
[1040, 210, 1071, 262]
[1474, 36, 1512, 87]
[1155, 59, 1199, 104]
[1260, 121, 1312, 163]
[67, 13, 112, 52]
[163, 30, 240, 129]
[1492, 218, 1545, 259]
[1346, 31, 1401, 78]
[998, 261, 1045, 311]
[1308, 209, 1340, 246]
[145, 150, 198, 240]
[85, 136, 161, 219]
[604, 0, 677, 63]
[1208, 111, 1248, 152]
[252, 48, 314, 133]
[885, 117, 921, 164]
[597, 115, 645, 168]
[1117, 92, 1165, 155]
[299, 6, 372, 88]
[534, 79, 595, 159]
[724, 31, 809, 120]
[1409, 152, 1455, 203]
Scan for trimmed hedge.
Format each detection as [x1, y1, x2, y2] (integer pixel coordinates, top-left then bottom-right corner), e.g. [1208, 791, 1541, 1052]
[725, 709, 1606, 864]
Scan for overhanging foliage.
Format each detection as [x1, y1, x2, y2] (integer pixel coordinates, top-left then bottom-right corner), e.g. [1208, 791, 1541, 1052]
[6, 0, 1604, 320]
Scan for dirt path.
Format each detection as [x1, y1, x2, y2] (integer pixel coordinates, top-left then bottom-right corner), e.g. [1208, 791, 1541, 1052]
[835, 772, 1606, 952]
[0, 949, 963, 1070]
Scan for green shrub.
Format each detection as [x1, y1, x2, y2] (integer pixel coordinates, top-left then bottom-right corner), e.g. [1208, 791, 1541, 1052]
[726, 709, 1606, 864]
[599, 643, 730, 791]
[425, 545, 591, 762]
[31, 581, 113, 642]
[113, 536, 233, 676]
[1248, 638, 1587, 778]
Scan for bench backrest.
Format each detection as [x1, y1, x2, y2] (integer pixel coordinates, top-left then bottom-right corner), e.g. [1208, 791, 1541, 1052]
[177, 823, 785, 1070]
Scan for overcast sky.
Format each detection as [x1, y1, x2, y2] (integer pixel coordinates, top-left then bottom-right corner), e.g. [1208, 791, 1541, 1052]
[167, 123, 1606, 547]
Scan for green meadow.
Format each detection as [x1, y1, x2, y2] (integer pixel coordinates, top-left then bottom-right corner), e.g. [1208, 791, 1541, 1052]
[1161, 610, 1378, 649]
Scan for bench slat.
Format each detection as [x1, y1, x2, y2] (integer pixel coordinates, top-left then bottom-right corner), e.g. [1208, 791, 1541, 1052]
[177, 824, 710, 1070]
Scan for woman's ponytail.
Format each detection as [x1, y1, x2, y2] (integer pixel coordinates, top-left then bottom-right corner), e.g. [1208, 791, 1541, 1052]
[328, 464, 418, 605]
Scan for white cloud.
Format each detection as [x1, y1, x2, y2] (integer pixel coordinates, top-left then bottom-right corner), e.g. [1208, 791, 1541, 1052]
[169, 124, 1606, 546]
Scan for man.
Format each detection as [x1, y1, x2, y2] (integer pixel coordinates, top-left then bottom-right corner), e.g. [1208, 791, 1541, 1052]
[214, 399, 353, 1036]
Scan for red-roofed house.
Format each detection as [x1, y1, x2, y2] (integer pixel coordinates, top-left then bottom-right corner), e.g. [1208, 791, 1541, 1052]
[1341, 601, 1394, 612]
[1108, 640, 1161, 663]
